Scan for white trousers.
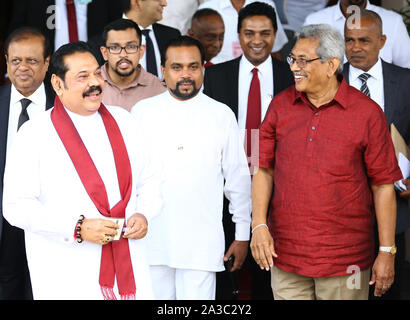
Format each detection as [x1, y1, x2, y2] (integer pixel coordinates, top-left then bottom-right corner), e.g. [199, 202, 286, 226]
[149, 265, 216, 300]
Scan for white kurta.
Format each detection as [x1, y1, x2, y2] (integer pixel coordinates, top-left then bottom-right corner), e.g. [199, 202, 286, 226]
[3, 105, 160, 300]
[131, 91, 251, 272]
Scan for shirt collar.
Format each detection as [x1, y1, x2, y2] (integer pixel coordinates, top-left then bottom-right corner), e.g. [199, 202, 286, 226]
[102, 63, 152, 89]
[335, 0, 370, 21]
[240, 54, 273, 77]
[221, 0, 233, 9]
[349, 58, 383, 82]
[122, 13, 154, 30]
[10, 82, 46, 107]
[293, 74, 349, 110]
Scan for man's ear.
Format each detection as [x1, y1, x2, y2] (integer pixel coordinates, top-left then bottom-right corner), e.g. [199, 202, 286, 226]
[100, 46, 109, 62]
[51, 74, 64, 96]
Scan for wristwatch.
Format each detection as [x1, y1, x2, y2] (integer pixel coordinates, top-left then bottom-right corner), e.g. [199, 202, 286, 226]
[379, 245, 397, 255]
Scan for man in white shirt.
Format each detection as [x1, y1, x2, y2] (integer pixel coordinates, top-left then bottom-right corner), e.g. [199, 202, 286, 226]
[304, 0, 410, 68]
[343, 9, 410, 300]
[123, 0, 181, 79]
[0, 27, 54, 300]
[3, 41, 159, 300]
[198, 0, 288, 64]
[131, 36, 251, 300]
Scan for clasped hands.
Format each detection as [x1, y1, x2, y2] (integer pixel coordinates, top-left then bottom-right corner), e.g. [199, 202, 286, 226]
[80, 213, 148, 245]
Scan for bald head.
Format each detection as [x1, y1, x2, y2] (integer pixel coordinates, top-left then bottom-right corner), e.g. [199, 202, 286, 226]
[188, 9, 225, 62]
[344, 9, 386, 71]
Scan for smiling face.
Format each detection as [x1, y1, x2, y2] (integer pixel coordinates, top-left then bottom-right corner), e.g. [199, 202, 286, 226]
[345, 18, 385, 72]
[6, 36, 49, 97]
[238, 15, 276, 66]
[290, 38, 331, 95]
[51, 51, 105, 116]
[138, 0, 167, 25]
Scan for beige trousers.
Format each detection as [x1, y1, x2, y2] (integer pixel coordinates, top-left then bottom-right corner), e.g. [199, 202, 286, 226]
[271, 266, 370, 300]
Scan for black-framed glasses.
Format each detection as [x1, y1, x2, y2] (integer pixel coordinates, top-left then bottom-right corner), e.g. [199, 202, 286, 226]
[287, 55, 322, 68]
[105, 44, 140, 54]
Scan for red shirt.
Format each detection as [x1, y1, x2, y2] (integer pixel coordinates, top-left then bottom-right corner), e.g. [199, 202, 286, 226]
[258, 77, 402, 277]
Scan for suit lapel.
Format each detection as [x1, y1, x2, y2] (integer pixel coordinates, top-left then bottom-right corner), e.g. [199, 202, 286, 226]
[0, 84, 11, 176]
[381, 60, 395, 125]
[230, 58, 241, 119]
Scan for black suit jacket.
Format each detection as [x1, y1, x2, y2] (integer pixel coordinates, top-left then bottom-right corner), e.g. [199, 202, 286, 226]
[343, 60, 410, 234]
[203, 56, 294, 119]
[8, 0, 126, 52]
[152, 23, 181, 60]
[0, 83, 55, 244]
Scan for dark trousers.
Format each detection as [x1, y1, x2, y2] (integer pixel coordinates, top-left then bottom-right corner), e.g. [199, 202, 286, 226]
[0, 219, 33, 300]
[369, 228, 410, 300]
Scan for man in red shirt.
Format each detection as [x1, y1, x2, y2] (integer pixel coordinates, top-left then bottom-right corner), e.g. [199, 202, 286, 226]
[250, 23, 402, 300]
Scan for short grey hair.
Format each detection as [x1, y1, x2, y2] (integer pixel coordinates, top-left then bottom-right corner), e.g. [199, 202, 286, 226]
[295, 24, 345, 74]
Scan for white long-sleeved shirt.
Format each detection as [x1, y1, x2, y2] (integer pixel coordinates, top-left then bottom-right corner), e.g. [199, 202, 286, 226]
[131, 91, 251, 272]
[303, 1, 410, 69]
[3, 105, 161, 300]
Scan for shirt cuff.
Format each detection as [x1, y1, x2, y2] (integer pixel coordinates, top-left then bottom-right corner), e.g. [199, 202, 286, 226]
[235, 222, 251, 241]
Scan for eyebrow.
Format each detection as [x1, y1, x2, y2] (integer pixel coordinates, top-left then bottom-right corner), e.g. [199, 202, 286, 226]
[107, 41, 138, 46]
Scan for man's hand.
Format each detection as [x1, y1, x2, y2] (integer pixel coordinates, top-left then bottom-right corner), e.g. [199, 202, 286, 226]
[399, 179, 410, 199]
[250, 225, 277, 271]
[80, 218, 119, 245]
[369, 252, 395, 297]
[224, 240, 248, 272]
[123, 213, 148, 240]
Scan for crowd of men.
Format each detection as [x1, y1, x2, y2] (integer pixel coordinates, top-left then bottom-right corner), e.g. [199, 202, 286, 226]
[0, 0, 409, 301]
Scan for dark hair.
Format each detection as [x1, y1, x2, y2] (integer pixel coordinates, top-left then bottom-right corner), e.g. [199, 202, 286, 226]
[237, 2, 278, 33]
[4, 26, 51, 59]
[102, 18, 142, 45]
[161, 36, 205, 67]
[191, 8, 222, 23]
[50, 41, 95, 81]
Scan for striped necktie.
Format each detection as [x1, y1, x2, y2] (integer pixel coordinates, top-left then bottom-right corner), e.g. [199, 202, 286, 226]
[358, 73, 371, 97]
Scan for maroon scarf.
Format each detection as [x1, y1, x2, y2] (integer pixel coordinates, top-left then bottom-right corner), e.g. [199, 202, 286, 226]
[51, 96, 136, 300]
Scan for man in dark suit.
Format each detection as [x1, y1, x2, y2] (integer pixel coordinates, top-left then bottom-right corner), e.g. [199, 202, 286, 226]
[8, 0, 125, 52]
[203, 2, 293, 300]
[343, 9, 410, 300]
[0, 27, 55, 300]
[123, 0, 181, 78]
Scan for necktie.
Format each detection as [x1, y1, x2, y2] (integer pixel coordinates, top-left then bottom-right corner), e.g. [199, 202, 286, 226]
[204, 61, 214, 68]
[18, 98, 32, 130]
[66, 0, 79, 43]
[141, 29, 158, 76]
[245, 68, 261, 160]
[358, 73, 371, 97]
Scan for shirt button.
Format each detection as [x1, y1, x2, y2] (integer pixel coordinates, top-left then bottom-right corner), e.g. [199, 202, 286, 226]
[312, 126, 316, 130]
[309, 138, 313, 142]
[315, 113, 319, 117]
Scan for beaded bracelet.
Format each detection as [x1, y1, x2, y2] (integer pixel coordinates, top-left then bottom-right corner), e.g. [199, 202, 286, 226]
[75, 215, 85, 243]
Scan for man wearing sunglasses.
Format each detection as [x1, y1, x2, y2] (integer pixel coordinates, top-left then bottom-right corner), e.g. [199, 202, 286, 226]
[100, 18, 166, 111]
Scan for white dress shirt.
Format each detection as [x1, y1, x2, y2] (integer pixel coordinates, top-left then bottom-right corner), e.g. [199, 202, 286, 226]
[303, 1, 410, 68]
[198, 0, 288, 64]
[3, 106, 159, 299]
[54, 0, 88, 50]
[123, 14, 163, 79]
[6, 83, 47, 160]
[160, 0, 204, 35]
[349, 58, 384, 112]
[131, 91, 251, 272]
[238, 55, 274, 141]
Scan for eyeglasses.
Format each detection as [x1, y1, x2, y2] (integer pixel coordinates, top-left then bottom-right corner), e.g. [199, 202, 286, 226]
[287, 55, 322, 68]
[105, 44, 140, 54]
